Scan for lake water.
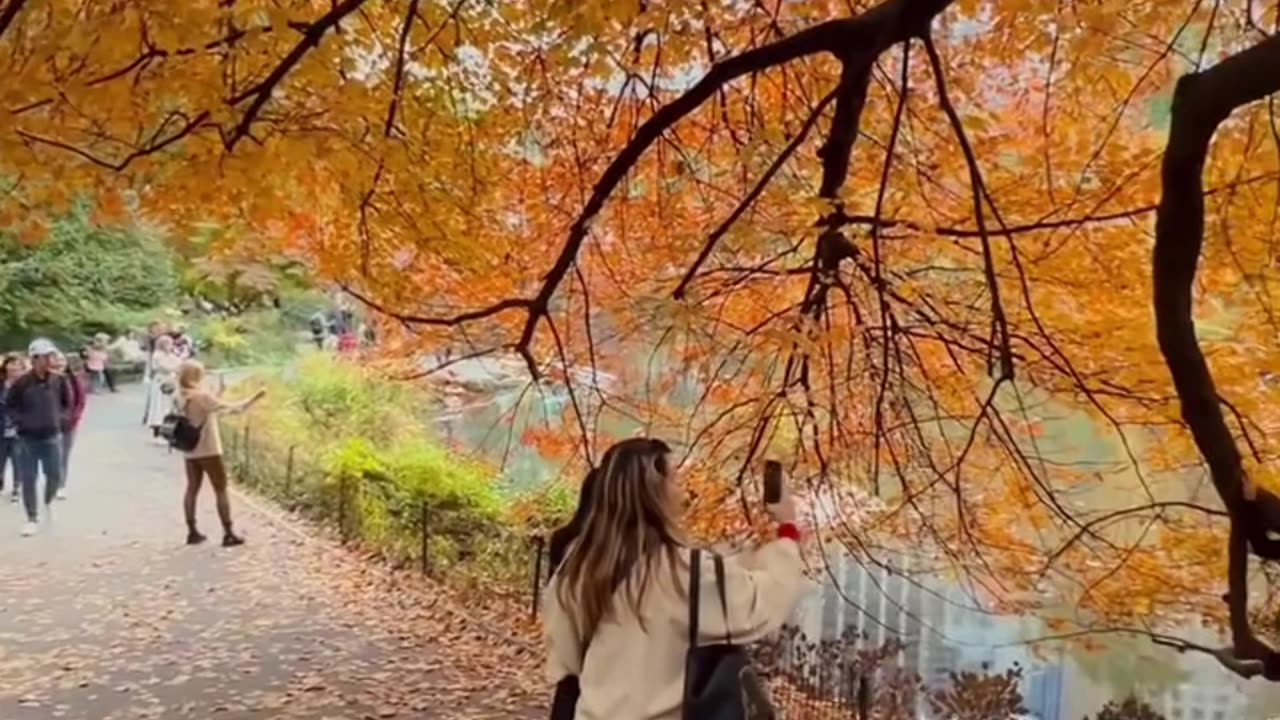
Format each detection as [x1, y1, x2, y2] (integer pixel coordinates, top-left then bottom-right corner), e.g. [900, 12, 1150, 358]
[423, 355, 1280, 719]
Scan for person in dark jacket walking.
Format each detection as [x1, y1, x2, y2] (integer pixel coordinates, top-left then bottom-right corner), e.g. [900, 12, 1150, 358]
[7, 339, 71, 536]
[309, 312, 326, 349]
[50, 350, 85, 500]
[0, 353, 26, 502]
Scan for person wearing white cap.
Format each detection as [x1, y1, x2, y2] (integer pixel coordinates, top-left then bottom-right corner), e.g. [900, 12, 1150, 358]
[5, 338, 72, 535]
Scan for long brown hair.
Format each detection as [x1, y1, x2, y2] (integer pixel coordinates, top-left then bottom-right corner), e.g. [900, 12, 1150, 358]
[556, 438, 685, 642]
[548, 468, 598, 574]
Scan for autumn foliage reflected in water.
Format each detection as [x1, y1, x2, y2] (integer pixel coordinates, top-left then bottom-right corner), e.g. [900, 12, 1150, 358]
[3, 0, 1280, 693]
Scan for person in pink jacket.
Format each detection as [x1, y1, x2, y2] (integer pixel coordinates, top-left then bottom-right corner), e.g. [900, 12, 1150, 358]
[50, 350, 86, 500]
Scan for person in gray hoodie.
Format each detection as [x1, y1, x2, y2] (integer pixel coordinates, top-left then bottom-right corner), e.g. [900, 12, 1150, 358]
[6, 338, 71, 536]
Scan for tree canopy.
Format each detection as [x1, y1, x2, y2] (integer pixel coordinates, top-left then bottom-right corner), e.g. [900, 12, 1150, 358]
[174, 222, 314, 315]
[3, 0, 1280, 681]
[0, 198, 176, 346]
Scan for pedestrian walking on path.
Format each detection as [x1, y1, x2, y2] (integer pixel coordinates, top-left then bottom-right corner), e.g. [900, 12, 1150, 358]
[140, 321, 165, 426]
[6, 339, 71, 536]
[50, 350, 86, 499]
[174, 360, 265, 547]
[143, 334, 180, 442]
[85, 336, 112, 393]
[0, 353, 26, 502]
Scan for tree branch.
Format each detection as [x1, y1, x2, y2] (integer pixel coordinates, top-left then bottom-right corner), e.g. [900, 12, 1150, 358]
[1042, 500, 1228, 574]
[339, 283, 530, 327]
[796, 59, 872, 323]
[923, 33, 1012, 379]
[17, 111, 211, 171]
[673, 88, 839, 299]
[9, 23, 294, 117]
[0, 0, 27, 42]
[384, 0, 423, 138]
[518, 0, 957, 374]
[224, 0, 369, 150]
[831, 171, 1279, 239]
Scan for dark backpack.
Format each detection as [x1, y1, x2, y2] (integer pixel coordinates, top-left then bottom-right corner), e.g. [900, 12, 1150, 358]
[683, 549, 776, 720]
[160, 409, 202, 452]
[549, 676, 580, 720]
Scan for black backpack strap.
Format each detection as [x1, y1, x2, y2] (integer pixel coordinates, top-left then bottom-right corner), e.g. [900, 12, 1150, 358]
[713, 555, 731, 645]
[687, 548, 701, 647]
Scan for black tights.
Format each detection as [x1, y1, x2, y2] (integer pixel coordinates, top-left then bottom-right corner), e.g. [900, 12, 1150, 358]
[184, 456, 234, 534]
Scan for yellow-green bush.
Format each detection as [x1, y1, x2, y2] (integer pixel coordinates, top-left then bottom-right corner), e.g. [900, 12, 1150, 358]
[222, 354, 529, 584]
[193, 309, 301, 368]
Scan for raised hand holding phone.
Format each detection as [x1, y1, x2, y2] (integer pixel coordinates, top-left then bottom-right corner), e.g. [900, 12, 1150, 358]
[763, 460, 783, 503]
[763, 460, 796, 525]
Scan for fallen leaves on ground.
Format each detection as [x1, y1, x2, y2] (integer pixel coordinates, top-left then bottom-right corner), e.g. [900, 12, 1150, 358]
[0, 503, 544, 720]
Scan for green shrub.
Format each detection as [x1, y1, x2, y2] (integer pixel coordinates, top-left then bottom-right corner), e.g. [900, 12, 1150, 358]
[191, 309, 301, 368]
[275, 285, 331, 327]
[381, 442, 500, 516]
[287, 354, 424, 439]
[223, 354, 529, 583]
[509, 481, 579, 534]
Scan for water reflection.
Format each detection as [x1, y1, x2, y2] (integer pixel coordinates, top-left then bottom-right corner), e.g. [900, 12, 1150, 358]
[787, 551, 1271, 719]
[422, 355, 1279, 719]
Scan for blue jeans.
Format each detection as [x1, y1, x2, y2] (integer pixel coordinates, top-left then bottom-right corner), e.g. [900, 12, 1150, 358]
[0, 434, 19, 495]
[17, 436, 62, 522]
[60, 428, 76, 488]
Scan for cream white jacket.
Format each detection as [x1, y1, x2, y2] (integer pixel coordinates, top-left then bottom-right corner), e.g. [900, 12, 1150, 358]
[543, 539, 807, 720]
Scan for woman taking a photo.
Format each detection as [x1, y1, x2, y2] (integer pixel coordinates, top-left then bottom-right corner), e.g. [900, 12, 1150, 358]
[174, 360, 265, 547]
[543, 438, 806, 720]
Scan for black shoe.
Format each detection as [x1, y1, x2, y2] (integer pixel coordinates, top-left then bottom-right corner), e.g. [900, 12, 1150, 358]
[222, 532, 245, 547]
[186, 530, 207, 545]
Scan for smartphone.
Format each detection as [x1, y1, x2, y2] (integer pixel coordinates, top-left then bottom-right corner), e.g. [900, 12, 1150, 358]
[763, 460, 783, 504]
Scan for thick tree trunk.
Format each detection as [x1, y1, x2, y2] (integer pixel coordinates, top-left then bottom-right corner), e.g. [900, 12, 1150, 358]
[1153, 32, 1280, 680]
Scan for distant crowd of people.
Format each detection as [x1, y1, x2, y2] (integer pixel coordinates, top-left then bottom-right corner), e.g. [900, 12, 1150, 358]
[309, 306, 375, 354]
[0, 326, 184, 537]
[1, 308, 369, 545]
[0, 339, 88, 536]
[0, 319, 268, 544]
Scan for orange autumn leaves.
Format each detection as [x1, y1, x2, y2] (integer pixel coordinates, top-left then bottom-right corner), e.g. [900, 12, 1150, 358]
[2, 0, 1280, 644]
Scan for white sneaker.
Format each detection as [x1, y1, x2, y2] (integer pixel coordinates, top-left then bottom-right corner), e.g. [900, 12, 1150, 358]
[8, 493, 16, 503]
[21, 521, 36, 537]
[56, 489, 67, 500]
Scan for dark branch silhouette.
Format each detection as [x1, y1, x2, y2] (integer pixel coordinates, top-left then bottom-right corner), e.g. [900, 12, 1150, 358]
[1153, 29, 1280, 680]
